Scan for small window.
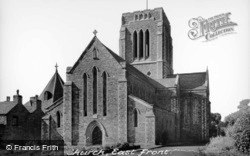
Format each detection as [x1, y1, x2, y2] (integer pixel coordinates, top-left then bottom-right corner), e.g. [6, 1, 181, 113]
[12, 116, 18, 126]
[93, 48, 98, 59]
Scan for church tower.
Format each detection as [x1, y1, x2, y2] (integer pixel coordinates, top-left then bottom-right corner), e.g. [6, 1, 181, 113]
[119, 7, 173, 79]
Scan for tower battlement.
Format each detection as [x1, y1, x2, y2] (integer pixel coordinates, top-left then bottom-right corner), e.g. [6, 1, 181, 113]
[121, 7, 170, 25]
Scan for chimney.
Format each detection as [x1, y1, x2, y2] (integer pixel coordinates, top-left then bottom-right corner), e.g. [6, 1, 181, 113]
[13, 89, 22, 104]
[30, 95, 41, 111]
[6, 96, 10, 102]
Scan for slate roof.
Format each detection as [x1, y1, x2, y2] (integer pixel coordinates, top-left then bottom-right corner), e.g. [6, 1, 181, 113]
[68, 36, 166, 90]
[155, 77, 177, 88]
[39, 70, 64, 103]
[178, 72, 207, 90]
[24, 70, 64, 112]
[0, 101, 18, 115]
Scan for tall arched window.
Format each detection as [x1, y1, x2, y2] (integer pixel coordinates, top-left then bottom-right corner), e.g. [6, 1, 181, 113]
[83, 73, 87, 116]
[184, 98, 189, 124]
[139, 30, 143, 59]
[133, 31, 138, 60]
[93, 67, 97, 114]
[145, 29, 150, 58]
[102, 72, 107, 116]
[193, 98, 199, 124]
[49, 116, 52, 140]
[56, 111, 61, 128]
[134, 109, 138, 127]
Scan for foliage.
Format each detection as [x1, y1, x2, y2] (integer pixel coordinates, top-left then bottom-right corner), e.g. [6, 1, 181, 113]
[205, 136, 235, 154]
[210, 113, 222, 137]
[225, 99, 250, 126]
[232, 113, 250, 154]
[237, 99, 250, 110]
[204, 99, 250, 155]
[225, 125, 235, 137]
[224, 111, 243, 126]
[211, 113, 221, 124]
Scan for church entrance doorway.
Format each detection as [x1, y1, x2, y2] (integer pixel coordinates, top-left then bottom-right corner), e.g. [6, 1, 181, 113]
[86, 121, 106, 146]
[92, 126, 102, 145]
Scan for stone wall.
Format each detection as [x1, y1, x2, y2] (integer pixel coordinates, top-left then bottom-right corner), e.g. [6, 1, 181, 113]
[63, 38, 126, 147]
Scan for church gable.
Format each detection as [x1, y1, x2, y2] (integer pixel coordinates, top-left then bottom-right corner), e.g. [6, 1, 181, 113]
[67, 36, 124, 77]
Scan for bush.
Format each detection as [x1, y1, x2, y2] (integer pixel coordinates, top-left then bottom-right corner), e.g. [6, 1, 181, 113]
[205, 136, 235, 154]
[234, 129, 250, 154]
[232, 113, 250, 154]
[225, 125, 235, 137]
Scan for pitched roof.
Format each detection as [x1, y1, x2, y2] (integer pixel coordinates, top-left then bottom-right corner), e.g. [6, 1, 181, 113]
[40, 70, 64, 102]
[0, 101, 18, 115]
[178, 72, 207, 90]
[123, 62, 171, 90]
[155, 77, 177, 88]
[24, 70, 64, 112]
[67, 36, 166, 90]
[69, 36, 125, 73]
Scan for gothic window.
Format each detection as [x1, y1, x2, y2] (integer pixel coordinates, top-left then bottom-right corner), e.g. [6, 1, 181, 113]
[56, 111, 61, 128]
[12, 116, 18, 126]
[93, 67, 98, 114]
[102, 72, 107, 116]
[184, 98, 189, 124]
[145, 29, 150, 58]
[83, 73, 87, 116]
[49, 116, 52, 140]
[135, 15, 138, 21]
[93, 48, 98, 59]
[193, 98, 199, 124]
[139, 14, 143, 20]
[44, 91, 52, 100]
[134, 109, 138, 127]
[139, 30, 144, 59]
[171, 98, 174, 112]
[133, 31, 138, 60]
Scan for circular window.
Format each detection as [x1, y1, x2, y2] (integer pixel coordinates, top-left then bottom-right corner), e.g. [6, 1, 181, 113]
[147, 71, 151, 76]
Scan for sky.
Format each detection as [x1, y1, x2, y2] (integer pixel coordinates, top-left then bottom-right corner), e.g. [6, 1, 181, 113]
[0, 0, 249, 119]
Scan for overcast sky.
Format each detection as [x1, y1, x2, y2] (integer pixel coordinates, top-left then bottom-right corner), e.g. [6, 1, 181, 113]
[0, 0, 249, 119]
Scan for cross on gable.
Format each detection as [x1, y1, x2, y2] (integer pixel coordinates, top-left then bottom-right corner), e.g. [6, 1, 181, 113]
[93, 30, 98, 36]
[55, 63, 59, 71]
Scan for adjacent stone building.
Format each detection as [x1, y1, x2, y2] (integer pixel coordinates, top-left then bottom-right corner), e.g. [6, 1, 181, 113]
[0, 91, 44, 141]
[0, 7, 210, 148]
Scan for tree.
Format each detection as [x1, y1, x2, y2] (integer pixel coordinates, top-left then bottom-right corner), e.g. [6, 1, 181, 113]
[210, 113, 222, 137]
[224, 99, 250, 126]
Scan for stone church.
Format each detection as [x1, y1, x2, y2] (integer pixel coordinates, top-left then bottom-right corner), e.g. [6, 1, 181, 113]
[23, 7, 210, 148]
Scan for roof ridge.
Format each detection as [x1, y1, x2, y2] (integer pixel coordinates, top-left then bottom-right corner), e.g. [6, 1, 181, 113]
[175, 71, 206, 75]
[69, 36, 98, 73]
